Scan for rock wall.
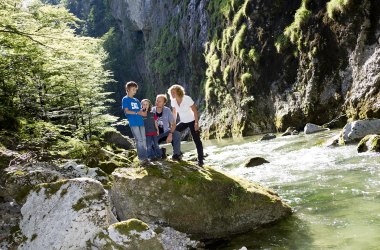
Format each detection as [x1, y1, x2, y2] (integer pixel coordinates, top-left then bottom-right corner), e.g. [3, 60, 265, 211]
[106, 0, 380, 137]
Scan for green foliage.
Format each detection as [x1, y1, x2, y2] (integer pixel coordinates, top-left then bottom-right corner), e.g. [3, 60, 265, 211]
[326, 0, 351, 19]
[241, 72, 253, 85]
[283, 0, 311, 51]
[0, 0, 116, 143]
[151, 24, 180, 83]
[223, 65, 231, 84]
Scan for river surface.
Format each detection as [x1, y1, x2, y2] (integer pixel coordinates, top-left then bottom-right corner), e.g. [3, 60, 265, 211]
[178, 130, 380, 250]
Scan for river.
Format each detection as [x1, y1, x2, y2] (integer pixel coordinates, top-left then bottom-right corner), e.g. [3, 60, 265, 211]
[179, 129, 380, 249]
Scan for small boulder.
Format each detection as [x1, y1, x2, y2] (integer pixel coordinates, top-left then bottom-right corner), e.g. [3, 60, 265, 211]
[357, 135, 380, 153]
[103, 130, 134, 150]
[339, 119, 380, 145]
[92, 219, 163, 250]
[19, 178, 116, 250]
[243, 157, 269, 167]
[111, 162, 292, 239]
[281, 127, 298, 136]
[260, 134, 276, 141]
[304, 123, 329, 134]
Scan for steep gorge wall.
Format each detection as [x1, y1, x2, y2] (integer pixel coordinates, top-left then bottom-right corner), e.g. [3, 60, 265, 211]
[105, 0, 380, 138]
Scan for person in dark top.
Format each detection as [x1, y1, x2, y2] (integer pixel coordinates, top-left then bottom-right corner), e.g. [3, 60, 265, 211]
[141, 99, 162, 160]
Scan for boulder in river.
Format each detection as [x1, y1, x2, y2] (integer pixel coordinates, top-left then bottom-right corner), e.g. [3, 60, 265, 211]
[281, 127, 298, 136]
[243, 157, 270, 167]
[339, 119, 380, 145]
[357, 135, 380, 153]
[260, 134, 276, 141]
[111, 161, 292, 239]
[304, 123, 329, 134]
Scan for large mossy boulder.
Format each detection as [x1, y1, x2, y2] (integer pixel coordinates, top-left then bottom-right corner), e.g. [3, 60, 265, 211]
[339, 119, 380, 145]
[111, 162, 292, 239]
[357, 135, 380, 153]
[19, 178, 116, 250]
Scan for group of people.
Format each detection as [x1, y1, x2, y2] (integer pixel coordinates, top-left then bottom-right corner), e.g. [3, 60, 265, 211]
[122, 81, 204, 167]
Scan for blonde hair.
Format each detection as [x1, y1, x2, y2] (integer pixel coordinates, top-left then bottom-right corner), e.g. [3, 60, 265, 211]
[141, 99, 152, 112]
[168, 84, 185, 99]
[156, 94, 168, 104]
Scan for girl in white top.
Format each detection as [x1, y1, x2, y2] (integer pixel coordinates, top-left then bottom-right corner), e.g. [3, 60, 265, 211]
[168, 84, 204, 166]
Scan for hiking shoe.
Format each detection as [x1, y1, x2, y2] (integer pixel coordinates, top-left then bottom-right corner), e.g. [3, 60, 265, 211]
[171, 154, 182, 161]
[161, 148, 167, 159]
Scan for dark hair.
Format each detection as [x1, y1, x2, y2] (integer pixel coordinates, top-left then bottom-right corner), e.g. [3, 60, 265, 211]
[125, 81, 138, 92]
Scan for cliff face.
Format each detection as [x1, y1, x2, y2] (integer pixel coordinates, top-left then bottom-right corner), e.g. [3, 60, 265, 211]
[107, 0, 380, 138]
[108, 0, 208, 99]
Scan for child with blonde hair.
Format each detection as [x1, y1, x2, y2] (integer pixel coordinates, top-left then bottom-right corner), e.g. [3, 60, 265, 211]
[141, 99, 162, 160]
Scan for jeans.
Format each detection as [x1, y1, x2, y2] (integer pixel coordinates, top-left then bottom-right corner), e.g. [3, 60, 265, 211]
[130, 126, 148, 160]
[176, 121, 204, 164]
[146, 135, 162, 159]
[157, 130, 181, 156]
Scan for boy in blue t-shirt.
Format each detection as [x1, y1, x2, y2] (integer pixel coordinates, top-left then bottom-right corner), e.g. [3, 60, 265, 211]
[122, 81, 148, 162]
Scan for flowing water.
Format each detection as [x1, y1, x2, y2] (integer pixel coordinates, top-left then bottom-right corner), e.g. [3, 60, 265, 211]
[179, 130, 380, 250]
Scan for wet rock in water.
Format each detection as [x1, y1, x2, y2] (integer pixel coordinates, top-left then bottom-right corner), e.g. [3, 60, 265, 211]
[281, 127, 298, 136]
[339, 119, 380, 145]
[260, 134, 276, 141]
[357, 135, 380, 153]
[304, 123, 329, 134]
[19, 178, 116, 250]
[3, 161, 110, 205]
[243, 157, 269, 167]
[111, 161, 292, 239]
[102, 130, 134, 150]
[322, 114, 347, 129]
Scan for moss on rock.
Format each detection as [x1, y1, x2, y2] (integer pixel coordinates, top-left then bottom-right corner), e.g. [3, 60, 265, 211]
[111, 161, 292, 239]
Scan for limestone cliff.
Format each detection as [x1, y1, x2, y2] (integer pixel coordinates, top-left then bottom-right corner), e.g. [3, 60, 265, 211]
[87, 0, 380, 137]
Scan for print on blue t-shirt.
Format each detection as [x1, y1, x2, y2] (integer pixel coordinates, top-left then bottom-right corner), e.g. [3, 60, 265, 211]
[122, 96, 144, 126]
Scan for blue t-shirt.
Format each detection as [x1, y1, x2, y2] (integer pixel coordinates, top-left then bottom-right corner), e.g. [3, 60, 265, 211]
[122, 96, 144, 126]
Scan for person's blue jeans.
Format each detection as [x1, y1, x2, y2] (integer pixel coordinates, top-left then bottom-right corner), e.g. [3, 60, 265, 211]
[130, 126, 148, 160]
[157, 130, 181, 156]
[146, 135, 162, 159]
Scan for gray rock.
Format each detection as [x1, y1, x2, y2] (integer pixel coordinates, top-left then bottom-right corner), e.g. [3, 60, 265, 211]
[92, 219, 164, 250]
[260, 134, 276, 141]
[111, 162, 292, 239]
[103, 130, 134, 150]
[243, 157, 269, 167]
[3, 161, 110, 204]
[304, 123, 329, 134]
[281, 127, 298, 136]
[19, 178, 116, 250]
[357, 134, 380, 153]
[339, 119, 380, 144]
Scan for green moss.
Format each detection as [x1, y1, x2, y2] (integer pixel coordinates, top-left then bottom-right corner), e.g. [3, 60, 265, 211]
[113, 219, 149, 235]
[231, 24, 247, 56]
[223, 65, 231, 84]
[327, 0, 351, 19]
[14, 186, 35, 204]
[35, 180, 69, 198]
[72, 192, 104, 211]
[13, 170, 25, 176]
[30, 234, 37, 241]
[283, 0, 311, 51]
[241, 72, 253, 85]
[248, 48, 259, 63]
